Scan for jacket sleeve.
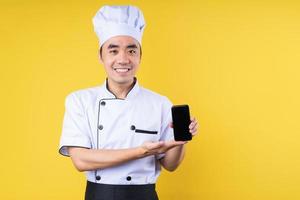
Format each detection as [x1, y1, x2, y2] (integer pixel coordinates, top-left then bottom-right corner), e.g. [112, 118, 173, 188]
[156, 96, 175, 160]
[59, 93, 91, 157]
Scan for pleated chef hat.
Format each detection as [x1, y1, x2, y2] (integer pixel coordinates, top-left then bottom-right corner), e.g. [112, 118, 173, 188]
[93, 5, 146, 47]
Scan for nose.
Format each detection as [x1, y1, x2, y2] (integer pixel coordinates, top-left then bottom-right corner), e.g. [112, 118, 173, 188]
[117, 50, 130, 65]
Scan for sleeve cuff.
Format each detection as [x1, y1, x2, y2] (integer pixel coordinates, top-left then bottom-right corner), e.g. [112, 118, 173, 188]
[59, 136, 91, 157]
[156, 153, 166, 160]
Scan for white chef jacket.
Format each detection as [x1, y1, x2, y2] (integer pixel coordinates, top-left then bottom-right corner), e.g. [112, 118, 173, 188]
[59, 79, 174, 185]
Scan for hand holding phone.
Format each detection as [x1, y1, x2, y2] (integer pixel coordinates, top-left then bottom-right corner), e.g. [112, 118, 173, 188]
[171, 105, 192, 141]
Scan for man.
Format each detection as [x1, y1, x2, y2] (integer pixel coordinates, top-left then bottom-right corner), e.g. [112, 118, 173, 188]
[59, 5, 198, 200]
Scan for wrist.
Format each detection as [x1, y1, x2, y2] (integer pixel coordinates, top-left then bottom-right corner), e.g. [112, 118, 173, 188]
[135, 146, 148, 158]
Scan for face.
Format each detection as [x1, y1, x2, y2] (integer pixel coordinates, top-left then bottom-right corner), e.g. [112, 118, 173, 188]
[99, 36, 141, 86]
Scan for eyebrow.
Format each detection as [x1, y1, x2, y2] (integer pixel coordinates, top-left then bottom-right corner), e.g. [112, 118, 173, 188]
[127, 44, 138, 49]
[107, 44, 119, 49]
[107, 44, 138, 49]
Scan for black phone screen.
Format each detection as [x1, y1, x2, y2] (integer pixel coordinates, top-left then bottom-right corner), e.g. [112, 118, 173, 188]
[171, 105, 192, 141]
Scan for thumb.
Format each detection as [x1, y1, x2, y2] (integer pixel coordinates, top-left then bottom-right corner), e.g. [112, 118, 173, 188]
[146, 141, 164, 150]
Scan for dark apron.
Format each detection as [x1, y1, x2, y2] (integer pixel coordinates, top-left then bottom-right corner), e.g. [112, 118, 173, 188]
[85, 181, 159, 200]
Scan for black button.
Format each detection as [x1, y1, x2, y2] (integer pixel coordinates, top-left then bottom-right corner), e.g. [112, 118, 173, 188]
[96, 176, 101, 181]
[126, 176, 132, 181]
[101, 101, 106, 106]
[130, 125, 136, 130]
[98, 125, 103, 130]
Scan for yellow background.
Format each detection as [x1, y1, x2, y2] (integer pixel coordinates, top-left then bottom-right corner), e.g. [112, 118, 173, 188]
[1, 0, 299, 199]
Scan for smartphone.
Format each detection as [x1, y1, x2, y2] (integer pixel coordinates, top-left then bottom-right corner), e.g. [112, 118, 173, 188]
[171, 105, 192, 141]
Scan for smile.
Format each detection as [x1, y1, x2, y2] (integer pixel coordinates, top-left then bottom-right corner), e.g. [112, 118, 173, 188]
[113, 68, 131, 72]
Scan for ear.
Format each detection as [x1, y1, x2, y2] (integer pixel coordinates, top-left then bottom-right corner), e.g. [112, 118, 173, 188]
[98, 49, 103, 64]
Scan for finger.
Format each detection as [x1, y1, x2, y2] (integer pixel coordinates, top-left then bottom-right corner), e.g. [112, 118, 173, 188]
[189, 117, 197, 124]
[189, 121, 198, 129]
[190, 129, 196, 133]
[154, 141, 165, 148]
[169, 122, 173, 128]
[147, 141, 164, 150]
[190, 123, 199, 132]
[190, 130, 197, 136]
[190, 129, 198, 136]
[190, 122, 198, 130]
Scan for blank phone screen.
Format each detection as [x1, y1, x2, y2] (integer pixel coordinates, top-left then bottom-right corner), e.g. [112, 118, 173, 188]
[171, 105, 192, 141]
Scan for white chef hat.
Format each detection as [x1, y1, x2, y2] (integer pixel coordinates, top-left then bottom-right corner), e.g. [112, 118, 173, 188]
[92, 5, 146, 47]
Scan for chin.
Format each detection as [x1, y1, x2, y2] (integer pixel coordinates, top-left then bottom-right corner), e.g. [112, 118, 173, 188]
[112, 77, 134, 84]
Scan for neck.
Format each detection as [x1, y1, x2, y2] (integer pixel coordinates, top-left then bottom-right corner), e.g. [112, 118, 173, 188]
[107, 78, 135, 99]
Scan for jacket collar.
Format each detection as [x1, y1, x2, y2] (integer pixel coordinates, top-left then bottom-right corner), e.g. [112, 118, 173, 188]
[100, 77, 140, 100]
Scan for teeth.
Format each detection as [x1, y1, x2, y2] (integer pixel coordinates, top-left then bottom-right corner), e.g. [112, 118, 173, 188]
[115, 68, 129, 72]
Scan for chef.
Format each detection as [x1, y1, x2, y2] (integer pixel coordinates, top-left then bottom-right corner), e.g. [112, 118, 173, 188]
[59, 5, 198, 200]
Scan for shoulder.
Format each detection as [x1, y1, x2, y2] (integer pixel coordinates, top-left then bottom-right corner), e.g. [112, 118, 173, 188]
[64, 85, 101, 106]
[138, 87, 173, 107]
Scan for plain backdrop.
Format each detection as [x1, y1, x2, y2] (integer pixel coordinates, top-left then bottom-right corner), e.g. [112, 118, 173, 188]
[1, 0, 300, 199]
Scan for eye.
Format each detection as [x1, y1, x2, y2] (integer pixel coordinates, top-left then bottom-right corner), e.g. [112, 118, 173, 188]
[109, 50, 118, 54]
[129, 49, 137, 54]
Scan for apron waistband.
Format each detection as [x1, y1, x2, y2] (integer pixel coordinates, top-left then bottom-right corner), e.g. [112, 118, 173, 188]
[85, 181, 158, 200]
[87, 180, 156, 190]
